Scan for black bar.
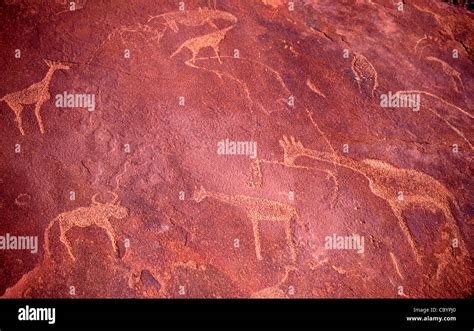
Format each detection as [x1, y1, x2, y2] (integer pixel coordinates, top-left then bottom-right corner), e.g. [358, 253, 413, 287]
[0, 299, 472, 330]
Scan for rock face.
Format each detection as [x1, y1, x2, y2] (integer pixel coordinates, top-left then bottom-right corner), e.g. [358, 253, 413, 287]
[0, 0, 472, 298]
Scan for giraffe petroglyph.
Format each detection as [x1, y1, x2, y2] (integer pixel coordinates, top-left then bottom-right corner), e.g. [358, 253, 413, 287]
[44, 192, 128, 261]
[278, 136, 468, 265]
[1, 59, 70, 135]
[148, 8, 237, 32]
[170, 26, 234, 66]
[193, 185, 300, 261]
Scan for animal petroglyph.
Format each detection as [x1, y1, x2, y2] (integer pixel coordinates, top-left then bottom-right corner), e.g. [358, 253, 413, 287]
[393, 90, 473, 149]
[351, 53, 379, 97]
[170, 26, 234, 65]
[148, 8, 237, 32]
[426, 56, 464, 93]
[190, 55, 291, 116]
[277, 136, 468, 265]
[193, 185, 300, 261]
[44, 192, 128, 261]
[1, 60, 70, 135]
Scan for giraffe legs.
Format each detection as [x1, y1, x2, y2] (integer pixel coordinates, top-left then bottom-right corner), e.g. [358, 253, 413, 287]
[8, 102, 25, 135]
[251, 217, 297, 262]
[251, 218, 263, 260]
[34, 100, 46, 134]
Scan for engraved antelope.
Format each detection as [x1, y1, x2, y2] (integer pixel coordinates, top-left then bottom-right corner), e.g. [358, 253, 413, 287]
[278, 136, 468, 264]
[148, 8, 237, 32]
[193, 185, 300, 261]
[44, 192, 128, 261]
[170, 26, 234, 65]
[1, 59, 70, 135]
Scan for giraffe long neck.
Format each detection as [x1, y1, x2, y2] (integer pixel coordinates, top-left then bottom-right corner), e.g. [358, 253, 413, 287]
[306, 149, 369, 175]
[206, 191, 240, 207]
[42, 68, 56, 88]
[334, 155, 370, 175]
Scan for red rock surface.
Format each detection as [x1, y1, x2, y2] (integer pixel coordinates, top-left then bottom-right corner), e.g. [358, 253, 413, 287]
[0, 0, 472, 298]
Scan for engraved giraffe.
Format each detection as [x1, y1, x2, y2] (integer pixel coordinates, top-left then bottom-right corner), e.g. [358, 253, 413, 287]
[0, 59, 70, 135]
[193, 185, 300, 261]
[148, 8, 237, 32]
[278, 136, 468, 264]
[170, 26, 234, 65]
[44, 192, 128, 261]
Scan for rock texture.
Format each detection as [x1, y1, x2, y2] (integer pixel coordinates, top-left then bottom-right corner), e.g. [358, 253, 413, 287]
[0, 0, 472, 298]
